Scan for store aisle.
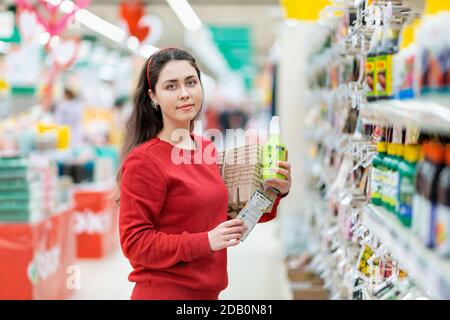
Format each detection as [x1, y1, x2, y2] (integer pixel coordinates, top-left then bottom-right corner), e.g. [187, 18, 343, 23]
[68, 219, 292, 300]
[68, 248, 134, 300]
[221, 219, 292, 300]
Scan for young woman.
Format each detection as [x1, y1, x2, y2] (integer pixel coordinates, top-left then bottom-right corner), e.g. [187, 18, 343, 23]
[117, 48, 291, 300]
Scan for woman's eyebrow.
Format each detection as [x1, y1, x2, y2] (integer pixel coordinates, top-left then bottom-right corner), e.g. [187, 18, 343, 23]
[162, 75, 197, 85]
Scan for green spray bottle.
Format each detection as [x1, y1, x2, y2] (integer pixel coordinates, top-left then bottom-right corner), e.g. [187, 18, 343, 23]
[381, 143, 395, 212]
[371, 142, 387, 206]
[398, 144, 420, 227]
[262, 116, 287, 182]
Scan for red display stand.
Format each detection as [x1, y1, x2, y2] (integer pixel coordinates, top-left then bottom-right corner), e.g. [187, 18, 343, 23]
[74, 188, 118, 259]
[0, 208, 76, 300]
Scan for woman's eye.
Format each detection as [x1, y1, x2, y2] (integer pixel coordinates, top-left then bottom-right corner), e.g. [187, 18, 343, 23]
[187, 80, 197, 87]
[167, 84, 177, 90]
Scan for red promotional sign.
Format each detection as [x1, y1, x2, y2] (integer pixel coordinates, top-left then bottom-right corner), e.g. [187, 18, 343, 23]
[74, 188, 119, 259]
[0, 208, 76, 300]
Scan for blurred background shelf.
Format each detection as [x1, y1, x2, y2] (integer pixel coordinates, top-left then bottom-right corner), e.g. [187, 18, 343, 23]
[363, 204, 450, 299]
[360, 97, 450, 133]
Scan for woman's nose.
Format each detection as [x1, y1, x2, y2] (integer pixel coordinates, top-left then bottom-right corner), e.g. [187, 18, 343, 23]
[179, 86, 190, 99]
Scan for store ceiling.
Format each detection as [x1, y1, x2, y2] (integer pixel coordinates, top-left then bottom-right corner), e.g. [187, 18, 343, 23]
[79, 0, 283, 70]
[0, 0, 284, 79]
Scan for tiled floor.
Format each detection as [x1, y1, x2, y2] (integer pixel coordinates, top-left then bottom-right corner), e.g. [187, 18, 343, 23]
[68, 219, 292, 300]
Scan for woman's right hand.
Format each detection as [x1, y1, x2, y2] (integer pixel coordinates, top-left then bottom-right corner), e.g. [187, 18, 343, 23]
[208, 219, 248, 251]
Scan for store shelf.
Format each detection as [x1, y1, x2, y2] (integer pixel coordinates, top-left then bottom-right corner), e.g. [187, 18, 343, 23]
[360, 97, 450, 133]
[363, 204, 450, 299]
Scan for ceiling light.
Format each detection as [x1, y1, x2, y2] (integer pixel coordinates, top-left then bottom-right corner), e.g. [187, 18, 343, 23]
[75, 9, 126, 44]
[166, 0, 202, 31]
[139, 44, 159, 58]
[39, 32, 51, 45]
[60, 0, 75, 13]
[126, 36, 140, 52]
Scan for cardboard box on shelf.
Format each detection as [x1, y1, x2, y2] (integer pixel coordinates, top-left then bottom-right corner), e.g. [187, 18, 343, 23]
[73, 187, 118, 259]
[284, 254, 329, 300]
[291, 284, 329, 300]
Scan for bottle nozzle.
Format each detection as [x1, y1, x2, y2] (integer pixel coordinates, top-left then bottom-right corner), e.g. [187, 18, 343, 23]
[269, 116, 280, 135]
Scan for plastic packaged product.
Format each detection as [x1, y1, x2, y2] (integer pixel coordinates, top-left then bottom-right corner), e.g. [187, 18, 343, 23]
[376, 26, 400, 100]
[393, 45, 416, 100]
[398, 145, 420, 227]
[436, 145, 450, 257]
[390, 144, 404, 214]
[371, 142, 387, 205]
[415, 12, 450, 95]
[412, 146, 426, 237]
[381, 143, 395, 212]
[417, 143, 445, 248]
[366, 27, 383, 101]
[262, 116, 287, 182]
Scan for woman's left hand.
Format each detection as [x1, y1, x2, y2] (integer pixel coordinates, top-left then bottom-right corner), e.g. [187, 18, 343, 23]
[264, 160, 291, 197]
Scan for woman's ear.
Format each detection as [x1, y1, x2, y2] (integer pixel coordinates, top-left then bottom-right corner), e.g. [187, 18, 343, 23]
[148, 89, 158, 105]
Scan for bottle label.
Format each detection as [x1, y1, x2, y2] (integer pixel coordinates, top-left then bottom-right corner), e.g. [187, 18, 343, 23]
[398, 175, 415, 225]
[391, 171, 400, 211]
[436, 204, 450, 256]
[370, 166, 381, 199]
[376, 54, 393, 98]
[412, 194, 423, 236]
[366, 57, 377, 98]
[381, 169, 392, 206]
[419, 200, 437, 248]
[262, 144, 287, 181]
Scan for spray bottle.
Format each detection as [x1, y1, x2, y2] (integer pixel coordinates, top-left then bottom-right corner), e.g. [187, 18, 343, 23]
[262, 116, 287, 183]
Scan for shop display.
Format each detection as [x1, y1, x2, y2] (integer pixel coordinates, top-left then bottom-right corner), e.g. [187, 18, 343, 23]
[2, 0, 450, 302]
[436, 146, 450, 256]
[73, 188, 118, 259]
[0, 207, 76, 300]
[303, 0, 450, 300]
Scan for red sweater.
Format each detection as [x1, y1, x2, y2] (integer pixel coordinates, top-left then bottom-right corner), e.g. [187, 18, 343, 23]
[119, 134, 284, 299]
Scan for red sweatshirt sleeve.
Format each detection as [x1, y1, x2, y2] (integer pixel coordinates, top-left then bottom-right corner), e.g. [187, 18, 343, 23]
[258, 191, 288, 223]
[227, 191, 288, 223]
[119, 151, 212, 269]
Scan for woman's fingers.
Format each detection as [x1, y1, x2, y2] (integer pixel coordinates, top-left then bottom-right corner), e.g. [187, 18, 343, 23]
[265, 178, 289, 189]
[277, 161, 291, 171]
[225, 239, 240, 247]
[222, 218, 244, 228]
[273, 168, 290, 180]
[223, 233, 242, 241]
[223, 225, 247, 235]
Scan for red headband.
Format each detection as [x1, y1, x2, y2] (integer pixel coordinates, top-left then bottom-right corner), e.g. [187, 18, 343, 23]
[146, 47, 176, 89]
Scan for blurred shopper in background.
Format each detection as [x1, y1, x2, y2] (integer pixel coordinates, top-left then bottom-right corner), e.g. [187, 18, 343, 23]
[55, 87, 84, 146]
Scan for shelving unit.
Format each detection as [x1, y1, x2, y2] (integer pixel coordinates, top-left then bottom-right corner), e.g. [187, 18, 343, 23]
[360, 97, 450, 133]
[299, 0, 450, 300]
[363, 204, 450, 299]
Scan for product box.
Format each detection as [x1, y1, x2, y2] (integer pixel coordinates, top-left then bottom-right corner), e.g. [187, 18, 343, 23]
[73, 187, 118, 258]
[0, 207, 76, 300]
[291, 284, 329, 300]
[218, 144, 278, 217]
[284, 255, 328, 300]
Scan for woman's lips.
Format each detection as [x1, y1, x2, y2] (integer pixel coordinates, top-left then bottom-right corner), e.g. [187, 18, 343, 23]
[177, 104, 194, 110]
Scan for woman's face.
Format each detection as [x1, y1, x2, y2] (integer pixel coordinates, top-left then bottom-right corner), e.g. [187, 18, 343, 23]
[149, 60, 202, 127]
